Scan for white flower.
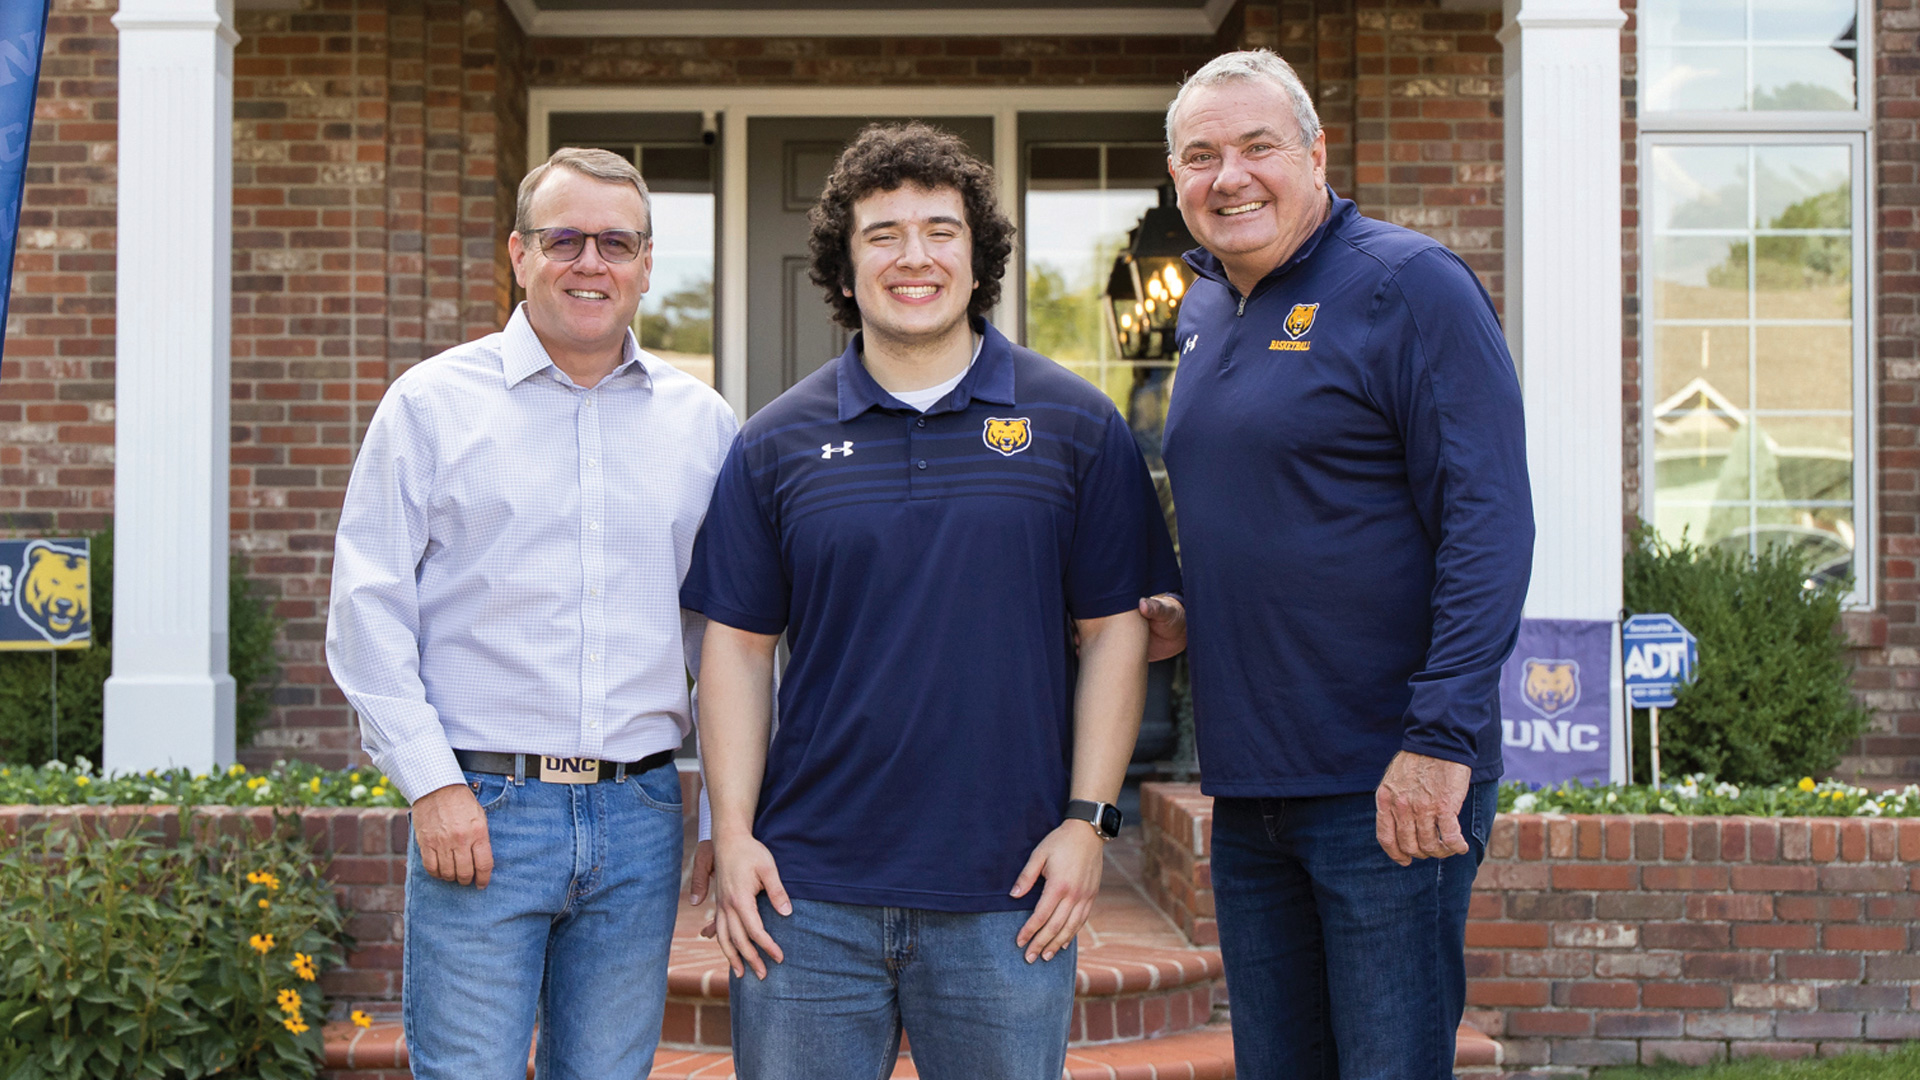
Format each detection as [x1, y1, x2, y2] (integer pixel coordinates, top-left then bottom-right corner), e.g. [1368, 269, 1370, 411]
[1606, 791, 1618, 804]
[1659, 798, 1678, 813]
[349, 784, 368, 799]
[1512, 793, 1538, 813]
[1856, 800, 1884, 817]
[148, 787, 171, 803]
[1713, 782, 1740, 799]
[73, 755, 94, 774]
[43, 760, 68, 773]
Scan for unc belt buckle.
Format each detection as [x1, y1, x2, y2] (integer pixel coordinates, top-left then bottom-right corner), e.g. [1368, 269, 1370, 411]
[539, 756, 600, 784]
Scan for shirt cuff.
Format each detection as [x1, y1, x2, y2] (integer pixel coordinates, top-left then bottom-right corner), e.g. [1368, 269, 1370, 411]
[374, 735, 466, 805]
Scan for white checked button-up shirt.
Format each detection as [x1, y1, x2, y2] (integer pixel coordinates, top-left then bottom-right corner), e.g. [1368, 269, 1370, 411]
[326, 305, 739, 802]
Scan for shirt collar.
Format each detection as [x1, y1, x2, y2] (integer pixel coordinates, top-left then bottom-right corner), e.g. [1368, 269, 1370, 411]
[835, 320, 1018, 422]
[1183, 189, 1354, 292]
[501, 303, 652, 390]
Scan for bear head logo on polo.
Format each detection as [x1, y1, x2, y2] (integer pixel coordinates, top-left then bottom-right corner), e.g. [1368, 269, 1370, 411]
[1521, 658, 1580, 719]
[982, 417, 1033, 457]
[15, 540, 90, 646]
[1284, 302, 1320, 340]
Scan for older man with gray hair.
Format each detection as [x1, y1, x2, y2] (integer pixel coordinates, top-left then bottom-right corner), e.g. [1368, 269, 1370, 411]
[1150, 50, 1534, 1079]
[327, 147, 737, 1079]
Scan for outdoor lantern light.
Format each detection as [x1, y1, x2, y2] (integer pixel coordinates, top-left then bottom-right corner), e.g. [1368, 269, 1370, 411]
[1103, 185, 1199, 361]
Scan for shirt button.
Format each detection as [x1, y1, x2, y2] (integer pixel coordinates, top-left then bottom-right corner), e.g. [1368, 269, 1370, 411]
[915, 418, 927, 428]
[585, 397, 596, 408]
[916, 459, 928, 470]
[589, 521, 600, 531]
[587, 458, 598, 468]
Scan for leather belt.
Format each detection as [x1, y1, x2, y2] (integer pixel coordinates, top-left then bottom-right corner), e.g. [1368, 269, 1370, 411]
[453, 748, 674, 784]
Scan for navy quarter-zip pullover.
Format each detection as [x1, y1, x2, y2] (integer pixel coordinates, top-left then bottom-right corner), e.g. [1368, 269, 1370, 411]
[1161, 194, 1534, 798]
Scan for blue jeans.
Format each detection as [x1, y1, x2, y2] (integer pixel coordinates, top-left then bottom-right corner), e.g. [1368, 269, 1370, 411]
[1210, 781, 1496, 1080]
[728, 898, 1077, 1080]
[402, 763, 684, 1080]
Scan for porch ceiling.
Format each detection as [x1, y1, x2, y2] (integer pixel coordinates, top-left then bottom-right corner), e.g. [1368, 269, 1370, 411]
[497, 0, 1237, 36]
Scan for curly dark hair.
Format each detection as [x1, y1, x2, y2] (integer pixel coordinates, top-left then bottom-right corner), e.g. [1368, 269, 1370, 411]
[807, 123, 1015, 331]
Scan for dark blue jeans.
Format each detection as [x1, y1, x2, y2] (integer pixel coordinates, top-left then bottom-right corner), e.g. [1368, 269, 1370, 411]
[1210, 781, 1496, 1080]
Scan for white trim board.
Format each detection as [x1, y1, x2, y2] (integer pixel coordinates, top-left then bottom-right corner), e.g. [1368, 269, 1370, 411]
[530, 86, 1173, 417]
[502, 0, 1235, 38]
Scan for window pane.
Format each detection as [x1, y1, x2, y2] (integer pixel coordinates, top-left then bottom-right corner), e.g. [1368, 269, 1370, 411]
[1756, 325, 1851, 409]
[1762, 415, 1853, 500]
[1647, 47, 1747, 111]
[1754, 235, 1850, 317]
[1647, 0, 1745, 41]
[1752, 47, 1857, 110]
[1654, 325, 1749, 404]
[633, 139, 716, 387]
[1751, 0, 1856, 43]
[1653, 237, 1748, 319]
[1650, 146, 1748, 231]
[1754, 146, 1850, 227]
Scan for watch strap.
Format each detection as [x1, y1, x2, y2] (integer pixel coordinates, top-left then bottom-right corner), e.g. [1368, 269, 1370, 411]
[1065, 798, 1122, 840]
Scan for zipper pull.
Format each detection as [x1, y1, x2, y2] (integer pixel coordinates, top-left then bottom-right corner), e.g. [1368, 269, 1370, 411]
[1236, 294, 1247, 317]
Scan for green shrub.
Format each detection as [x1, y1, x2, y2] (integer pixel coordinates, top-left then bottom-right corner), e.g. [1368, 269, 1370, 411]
[0, 811, 349, 1080]
[0, 528, 282, 765]
[1623, 525, 1871, 785]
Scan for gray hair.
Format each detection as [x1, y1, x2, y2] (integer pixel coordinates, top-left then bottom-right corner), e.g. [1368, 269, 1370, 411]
[1166, 49, 1323, 154]
[515, 147, 653, 233]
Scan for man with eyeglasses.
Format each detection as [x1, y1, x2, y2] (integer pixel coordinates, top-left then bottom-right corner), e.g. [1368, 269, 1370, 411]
[327, 146, 737, 1079]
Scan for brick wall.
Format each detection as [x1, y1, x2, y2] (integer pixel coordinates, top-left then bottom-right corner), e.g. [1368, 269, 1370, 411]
[1141, 783, 1920, 1073]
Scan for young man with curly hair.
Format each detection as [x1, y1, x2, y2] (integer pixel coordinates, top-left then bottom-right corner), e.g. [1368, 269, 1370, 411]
[680, 122, 1181, 1079]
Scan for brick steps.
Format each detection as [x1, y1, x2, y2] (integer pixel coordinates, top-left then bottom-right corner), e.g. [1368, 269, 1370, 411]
[663, 941, 1224, 1051]
[321, 1019, 1496, 1077]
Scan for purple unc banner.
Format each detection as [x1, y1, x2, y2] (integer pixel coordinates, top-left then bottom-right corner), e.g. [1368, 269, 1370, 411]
[0, 0, 51, 363]
[1499, 618, 1616, 789]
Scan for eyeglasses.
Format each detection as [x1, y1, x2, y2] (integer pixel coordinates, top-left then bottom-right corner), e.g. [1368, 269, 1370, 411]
[523, 227, 650, 264]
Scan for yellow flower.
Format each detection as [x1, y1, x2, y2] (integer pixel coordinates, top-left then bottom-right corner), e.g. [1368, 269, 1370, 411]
[248, 933, 275, 954]
[229, 763, 247, 778]
[350, 772, 361, 783]
[369, 787, 387, 799]
[246, 776, 266, 790]
[282, 1017, 310, 1035]
[1799, 777, 1816, 792]
[351, 1010, 373, 1028]
[308, 777, 322, 794]
[258, 898, 271, 910]
[276, 988, 302, 1014]
[1, 769, 9, 777]
[290, 953, 317, 981]
[73, 776, 90, 787]
[195, 773, 207, 781]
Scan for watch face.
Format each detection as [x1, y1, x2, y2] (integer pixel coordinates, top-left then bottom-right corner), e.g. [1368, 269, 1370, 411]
[1098, 805, 1123, 836]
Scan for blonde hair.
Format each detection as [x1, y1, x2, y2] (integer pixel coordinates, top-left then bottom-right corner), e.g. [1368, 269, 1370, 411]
[514, 147, 653, 233]
[1167, 49, 1322, 153]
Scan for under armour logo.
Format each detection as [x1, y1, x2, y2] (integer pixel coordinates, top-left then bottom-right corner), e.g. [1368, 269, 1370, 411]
[1182, 334, 1199, 356]
[821, 441, 854, 458]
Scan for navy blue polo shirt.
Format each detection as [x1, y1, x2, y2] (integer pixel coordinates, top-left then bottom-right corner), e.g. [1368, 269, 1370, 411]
[681, 322, 1180, 911]
[1161, 194, 1533, 799]
[683, 319, 1175, 907]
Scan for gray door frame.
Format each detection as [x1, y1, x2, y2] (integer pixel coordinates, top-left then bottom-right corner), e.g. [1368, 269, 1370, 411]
[528, 87, 1173, 418]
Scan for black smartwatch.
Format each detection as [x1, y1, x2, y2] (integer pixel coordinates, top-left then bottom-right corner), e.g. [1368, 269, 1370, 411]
[1065, 798, 1123, 840]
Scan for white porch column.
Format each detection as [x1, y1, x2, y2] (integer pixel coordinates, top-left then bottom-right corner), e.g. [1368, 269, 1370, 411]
[102, 0, 237, 774]
[1501, 0, 1627, 622]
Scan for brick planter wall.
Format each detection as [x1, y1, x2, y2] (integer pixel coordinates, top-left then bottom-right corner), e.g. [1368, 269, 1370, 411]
[1141, 782, 1920, 1073]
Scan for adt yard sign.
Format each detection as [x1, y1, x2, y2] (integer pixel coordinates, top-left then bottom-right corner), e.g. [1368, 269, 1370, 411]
[1623, 613, 1695, 708]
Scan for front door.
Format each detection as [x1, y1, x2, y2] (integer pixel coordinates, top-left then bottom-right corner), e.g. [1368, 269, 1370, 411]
[744, 116, 994, 414]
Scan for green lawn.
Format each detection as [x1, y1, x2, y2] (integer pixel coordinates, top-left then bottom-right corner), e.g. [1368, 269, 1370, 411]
[1594, 1045, 1920, 1079]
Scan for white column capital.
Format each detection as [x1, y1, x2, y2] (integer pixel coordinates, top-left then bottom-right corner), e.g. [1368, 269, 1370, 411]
[1500, 0, 1627, 37]
[112, 0, 238, 42]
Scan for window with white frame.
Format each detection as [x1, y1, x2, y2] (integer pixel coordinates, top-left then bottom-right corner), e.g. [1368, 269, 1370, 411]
[1641, 0, 1871, 595]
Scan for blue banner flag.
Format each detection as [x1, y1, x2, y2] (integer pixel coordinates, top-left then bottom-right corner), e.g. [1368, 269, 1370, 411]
[0, 0, 51, 363]
[0, 537, 92, 651]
